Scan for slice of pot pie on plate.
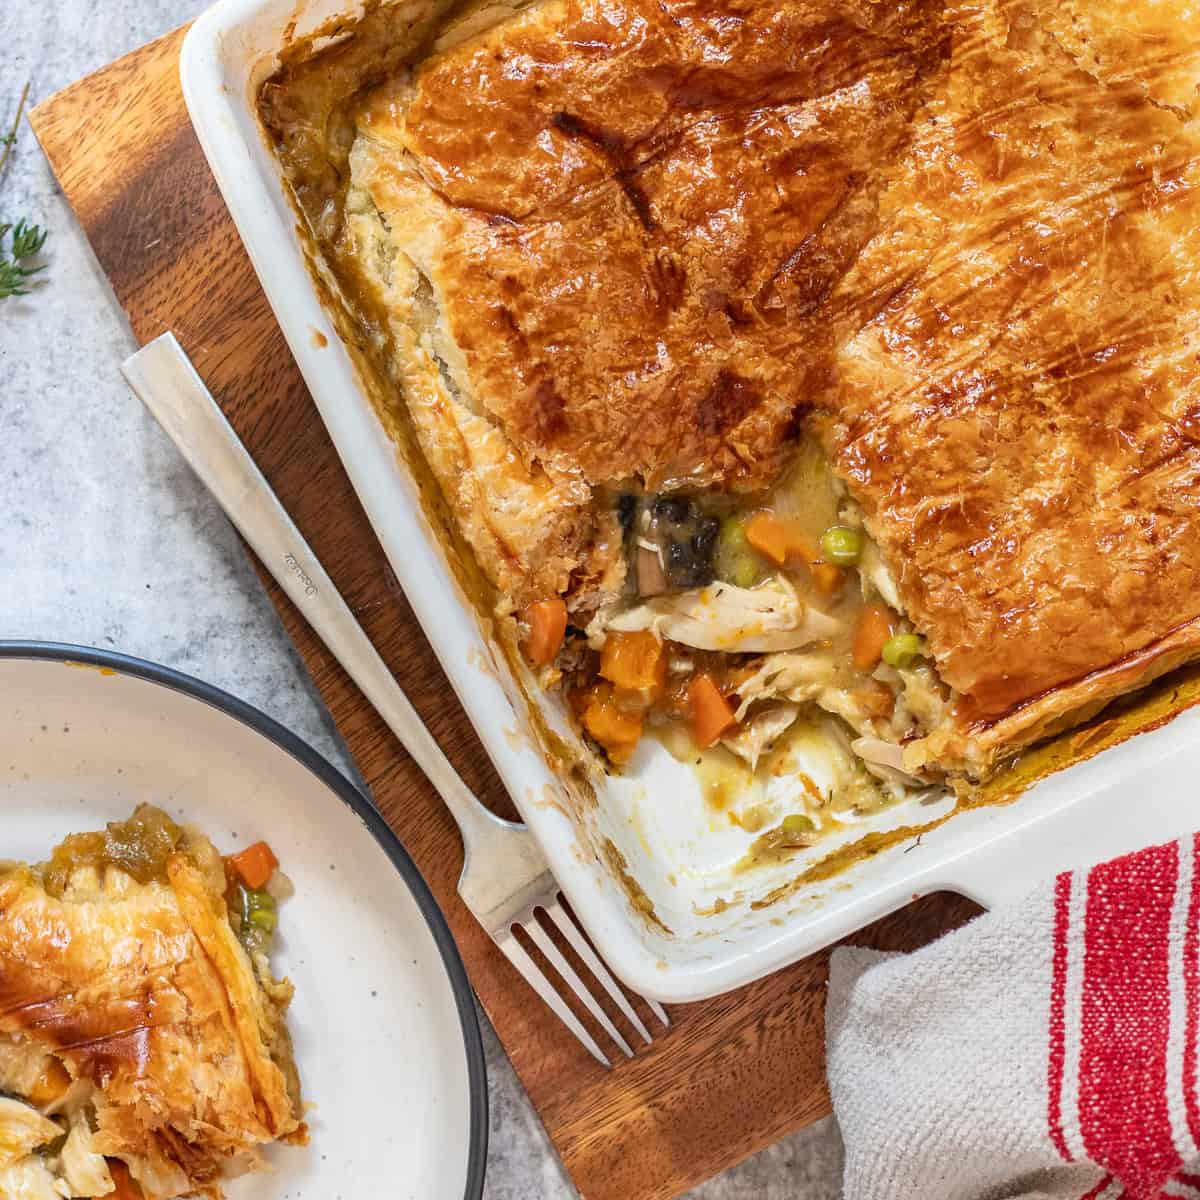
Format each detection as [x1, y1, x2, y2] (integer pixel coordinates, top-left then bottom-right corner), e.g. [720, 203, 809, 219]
[0, 807, 305, 1199]
[260, 0, 1200, 840]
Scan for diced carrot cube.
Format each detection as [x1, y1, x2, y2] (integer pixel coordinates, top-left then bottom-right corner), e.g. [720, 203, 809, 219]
[582, 684, 644, 765]
[230, 841, 279, 890]
[745, 512, 819, 567]
[600, 631, 666, 696]
[687, 674, 738, 748]
[811, 562, 844, 596]
[523, 597, 568, 667]
[852, 604, 896, 672]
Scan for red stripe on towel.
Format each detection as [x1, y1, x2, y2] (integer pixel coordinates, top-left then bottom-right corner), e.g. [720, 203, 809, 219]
[1183, 834, 1200, 1152]
[1078, 841, 1180, 1197]
[1049, 870, 1074, 1162]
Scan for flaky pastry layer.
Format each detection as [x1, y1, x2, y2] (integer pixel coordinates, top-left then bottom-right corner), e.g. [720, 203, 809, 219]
[0, 835, 303, 1198]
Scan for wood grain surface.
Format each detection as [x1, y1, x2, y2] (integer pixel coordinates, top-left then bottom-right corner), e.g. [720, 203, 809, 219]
[29, 28, 981, 1199]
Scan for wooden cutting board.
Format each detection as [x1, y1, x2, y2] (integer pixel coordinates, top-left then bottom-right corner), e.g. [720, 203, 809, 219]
[29, 29, 980, 1199]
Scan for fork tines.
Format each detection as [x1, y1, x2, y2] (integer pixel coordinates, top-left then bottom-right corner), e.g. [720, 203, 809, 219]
[494, 896, 670, 1067]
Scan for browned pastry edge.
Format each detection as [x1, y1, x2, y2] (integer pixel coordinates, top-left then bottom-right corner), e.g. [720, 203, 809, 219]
[908, 613, 1200, 775]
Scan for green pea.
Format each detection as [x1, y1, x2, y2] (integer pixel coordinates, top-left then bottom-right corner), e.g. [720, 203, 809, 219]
[248, 906, 278, 933]
[731, 557, 762, 588]
[820, 525, 863, 566]
[782, 813, 815, 836]
[237, 887, 277, 953]
[882, 632, 926, 669]
[244, 888, 275, 909]
[720, 516, 751, 554]
[718, 516, 765, 588]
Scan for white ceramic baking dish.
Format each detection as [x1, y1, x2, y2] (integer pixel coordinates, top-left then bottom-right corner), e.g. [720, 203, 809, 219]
[179, 0, 1200, 1003]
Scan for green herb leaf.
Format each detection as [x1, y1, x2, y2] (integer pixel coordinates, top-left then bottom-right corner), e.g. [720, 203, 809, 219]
[0, 218, 49, 299]
[0, 258, 45, 298]
[0, 87, 50, 300]
[0, 218, 48, 299]
[10, 219, 47, 260]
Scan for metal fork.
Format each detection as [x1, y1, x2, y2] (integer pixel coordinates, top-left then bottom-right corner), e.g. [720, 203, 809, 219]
[121, 333, 669, 1066]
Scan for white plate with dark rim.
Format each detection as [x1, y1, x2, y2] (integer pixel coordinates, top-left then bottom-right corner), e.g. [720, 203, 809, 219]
[0, 641, 487, 1200]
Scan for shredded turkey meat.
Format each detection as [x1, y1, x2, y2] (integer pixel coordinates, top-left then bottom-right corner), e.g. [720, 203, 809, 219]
[603, 579, 841, 654]
[720, 704, 801, 770]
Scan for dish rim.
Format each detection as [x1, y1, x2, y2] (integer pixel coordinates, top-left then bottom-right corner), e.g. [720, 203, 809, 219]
[0, 638, 489, 1200]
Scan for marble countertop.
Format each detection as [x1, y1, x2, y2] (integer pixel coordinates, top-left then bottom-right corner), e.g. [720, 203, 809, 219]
[0, 4, 843, 1195]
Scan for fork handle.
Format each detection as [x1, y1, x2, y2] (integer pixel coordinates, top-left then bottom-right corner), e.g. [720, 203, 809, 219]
[121, 332, 510, 850]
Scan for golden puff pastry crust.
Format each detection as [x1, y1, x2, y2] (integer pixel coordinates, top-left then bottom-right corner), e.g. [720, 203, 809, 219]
[341, 0, 948, 605]
[818, 0, 1200, 756]
[359, 0, 945, 492]
[264, 0, 1200, 775]
[0, 819, 304, 1199]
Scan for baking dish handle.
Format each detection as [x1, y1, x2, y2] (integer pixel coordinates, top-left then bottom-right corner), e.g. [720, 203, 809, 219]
[949, 837, 1071, 910]
[947, 737, 1200, 911]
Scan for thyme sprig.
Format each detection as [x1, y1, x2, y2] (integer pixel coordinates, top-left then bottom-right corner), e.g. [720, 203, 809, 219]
[0, 82, 29, 177]
[0, 219, 48, 297]
[0, 83, 49, 300]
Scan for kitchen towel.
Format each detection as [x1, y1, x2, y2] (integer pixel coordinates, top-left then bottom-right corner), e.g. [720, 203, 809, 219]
[827, 834, 1200, 1200]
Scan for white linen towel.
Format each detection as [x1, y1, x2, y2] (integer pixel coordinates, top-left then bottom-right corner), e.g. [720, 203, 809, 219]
[827, 835, 1200, 1200]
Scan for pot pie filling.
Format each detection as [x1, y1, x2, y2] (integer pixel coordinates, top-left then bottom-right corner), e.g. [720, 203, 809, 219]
[260, 0, 1200, 845]
[0, 808, 305, 1200]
